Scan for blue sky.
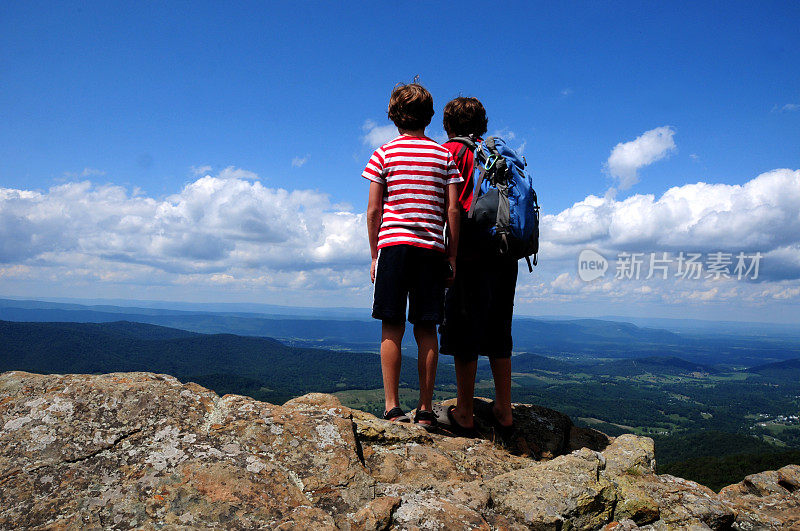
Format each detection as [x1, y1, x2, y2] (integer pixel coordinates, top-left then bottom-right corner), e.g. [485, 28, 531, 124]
[1, 2, 799, 322]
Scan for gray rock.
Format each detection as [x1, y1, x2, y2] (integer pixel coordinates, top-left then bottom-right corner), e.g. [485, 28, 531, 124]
[1, 371, 797, 530]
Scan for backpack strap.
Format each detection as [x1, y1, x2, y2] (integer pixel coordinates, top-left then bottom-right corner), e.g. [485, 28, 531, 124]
[445, 136, 477, 159]
[467, 165, 489, 219]
[446, 136, 477, 150]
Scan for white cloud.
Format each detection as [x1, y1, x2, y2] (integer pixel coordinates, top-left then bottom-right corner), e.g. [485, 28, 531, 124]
[2, 164, 800, 314]
[191, 165, 213, 176]
[606, 126, 676, 189]
[768, 286, 800, 300]
[291, 155, 309, 168]
[541, 168, 800, 282]
[0, 170, 368, 293]
[491, 128, 516, 141]
[216, 166, 259, 181]
[550, 272, 583, 294]
[516, 264, 800, 311]
[81, 167, 105, 177]
[488, 129, 526, 155]
[63, 167, 106, 179]
[560, 88, 573, 96]
[772, 103, 800, 113]
[362, 119, 398, 149]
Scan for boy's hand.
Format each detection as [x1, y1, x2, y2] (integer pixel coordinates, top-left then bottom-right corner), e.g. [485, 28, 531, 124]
[371, 257, 377, 283]
[445, 256, 456, 287]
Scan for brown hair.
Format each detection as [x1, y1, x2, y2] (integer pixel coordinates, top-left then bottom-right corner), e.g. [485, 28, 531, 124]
[443, 97, 488, 138]
[387, 83, 434, 131]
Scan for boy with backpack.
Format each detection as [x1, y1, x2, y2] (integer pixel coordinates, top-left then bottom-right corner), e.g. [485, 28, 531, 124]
[438, 97, 538, 440]
[363, 83, 462, 425]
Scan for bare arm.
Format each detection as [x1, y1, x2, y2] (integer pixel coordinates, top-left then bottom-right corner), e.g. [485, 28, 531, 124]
[366, 181, 384, 282]
[445, 182, 460, 282]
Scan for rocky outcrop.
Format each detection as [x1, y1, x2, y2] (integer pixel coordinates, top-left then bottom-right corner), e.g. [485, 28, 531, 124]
[718, 465, 800, 529]
[0, 371, 797, 529]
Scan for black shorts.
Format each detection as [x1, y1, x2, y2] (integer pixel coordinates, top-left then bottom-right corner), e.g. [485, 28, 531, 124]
[372, 244, 448, 325]
[439, 256, 518, 361]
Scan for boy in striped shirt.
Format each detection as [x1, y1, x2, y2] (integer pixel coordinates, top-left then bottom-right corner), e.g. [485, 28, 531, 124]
[363, 83, 462, 426]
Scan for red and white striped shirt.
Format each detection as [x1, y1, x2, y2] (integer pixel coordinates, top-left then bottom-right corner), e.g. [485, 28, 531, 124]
[363, 135, 462, 252]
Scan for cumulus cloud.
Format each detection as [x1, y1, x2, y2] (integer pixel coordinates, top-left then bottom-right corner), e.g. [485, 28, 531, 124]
[362, 119, 398, 149]
[516, 266, 800, 308]
[0, 170, 368, 292]
[2, 163, 799, 311]
[514, 164, 800, 312]
[542, 168, 800, 281]
[550, 272, 583, 294]
[606, 126, 676, 189]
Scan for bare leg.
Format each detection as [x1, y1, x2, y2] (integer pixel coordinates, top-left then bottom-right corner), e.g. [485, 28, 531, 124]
[489, 357, 513, 426]
[414, 322, 438, 424]
[452, 357, 477, 428]
[380, 321, 405, 414]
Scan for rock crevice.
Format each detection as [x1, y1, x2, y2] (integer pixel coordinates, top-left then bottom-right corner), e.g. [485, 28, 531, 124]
[63, 427, 143, 465]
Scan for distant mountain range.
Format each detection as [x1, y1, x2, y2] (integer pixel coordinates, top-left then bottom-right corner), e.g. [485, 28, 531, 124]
[3, 319, 797, 401]
[507, 353, 721, 377]
[0, 320, 443, 403]
[7, 297, 800, 337]
[745, 358, 800, 381]
[3, 298, 799, 365]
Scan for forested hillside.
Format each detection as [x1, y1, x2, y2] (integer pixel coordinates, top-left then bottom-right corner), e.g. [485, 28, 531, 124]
[0, 320, 444, 403]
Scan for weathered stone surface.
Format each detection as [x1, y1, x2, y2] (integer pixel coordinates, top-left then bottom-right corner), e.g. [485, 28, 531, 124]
[0, 371, 372, 529]
[609, 474, 661, 525]
[602, 435, 660, 525]
[349, 495, 400, 531]
[391, 493, 490, 530]
[778, 463, 800, 491]
[603, 434, 656, 477]
[634, 474, 735, 529]
[485, 448, 617, 529]
[275, 506, 338, 530]
[603, 519, 641, 531]
[719, 464, 800, 530]
[1, 371, 798, 530]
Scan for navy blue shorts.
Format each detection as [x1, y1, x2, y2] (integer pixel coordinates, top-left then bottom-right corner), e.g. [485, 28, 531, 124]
[372, 244, 448, 325]
[439, 256, 518, 361]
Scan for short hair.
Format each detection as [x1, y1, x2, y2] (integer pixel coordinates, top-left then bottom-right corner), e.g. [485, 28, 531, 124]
[387, 83, 435, 130]
[443, 97, 488, 138]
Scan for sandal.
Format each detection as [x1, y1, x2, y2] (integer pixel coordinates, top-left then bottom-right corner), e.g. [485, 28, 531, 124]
[382, 407, 410, 423]
[493, 419, 517, 443]
[489, 401, 517, 442]
[445, 405, 479, 438]
[413, 409, 438, 430]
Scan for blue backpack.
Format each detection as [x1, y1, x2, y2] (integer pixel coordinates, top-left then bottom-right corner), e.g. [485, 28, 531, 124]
[449, 136, 540, 271]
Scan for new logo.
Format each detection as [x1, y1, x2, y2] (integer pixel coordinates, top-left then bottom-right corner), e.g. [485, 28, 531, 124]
[578, 249, 608, 281]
